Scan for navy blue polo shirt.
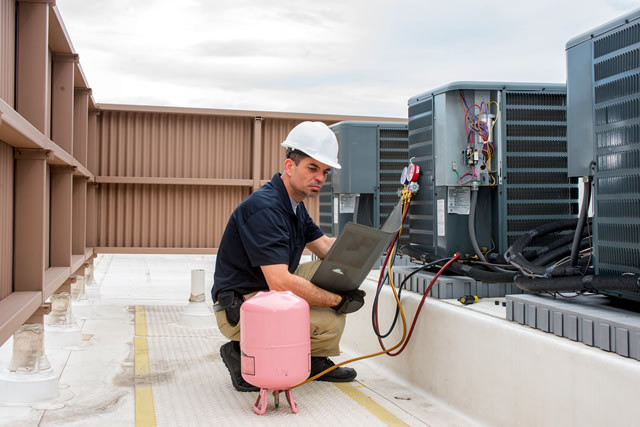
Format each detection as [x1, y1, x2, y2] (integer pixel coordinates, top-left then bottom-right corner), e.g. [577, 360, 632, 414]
[212, 173, 324, 300]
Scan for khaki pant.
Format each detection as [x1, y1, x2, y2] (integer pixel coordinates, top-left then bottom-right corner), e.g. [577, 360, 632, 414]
[215, 260, 346, 357]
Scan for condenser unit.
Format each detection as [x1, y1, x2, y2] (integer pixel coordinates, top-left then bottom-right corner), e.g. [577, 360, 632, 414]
[566, 8, 640, 301]
[319, 121, 409, 239]
[408, 82, 578, 258]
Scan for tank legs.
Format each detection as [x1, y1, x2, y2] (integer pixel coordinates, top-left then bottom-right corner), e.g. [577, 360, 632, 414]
[285, 389, 298, 413]
[253, 389, 268, 415]
[252, 388, 298, 415]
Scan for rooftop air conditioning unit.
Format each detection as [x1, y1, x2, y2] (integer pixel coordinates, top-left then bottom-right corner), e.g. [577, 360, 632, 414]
[407, 82, 578, 258]
[319, 122, 409, 241]
[566, 8, 640, 301]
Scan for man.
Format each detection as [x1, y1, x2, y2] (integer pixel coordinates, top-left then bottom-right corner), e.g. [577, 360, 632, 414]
[212, 121, 366, 392]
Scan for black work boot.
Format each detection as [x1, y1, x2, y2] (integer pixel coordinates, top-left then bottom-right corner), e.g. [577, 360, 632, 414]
[219, 341, 259, 392]
[310, 357, 357, 382]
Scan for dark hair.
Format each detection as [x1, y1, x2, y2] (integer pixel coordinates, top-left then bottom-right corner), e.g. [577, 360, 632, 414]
[285, 148, 309, 166]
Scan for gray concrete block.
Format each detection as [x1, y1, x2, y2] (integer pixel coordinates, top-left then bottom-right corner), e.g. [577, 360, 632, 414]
[565, 314, 578, 341]
[539, 307, 550, 332]
[526, 304, 537, 328]
[583, 318, 594, 346]
[616, 328, 629, 357]
[515, 301, 525, 324]
[553, 312, 564, 337]
[598, 322, 611, 351]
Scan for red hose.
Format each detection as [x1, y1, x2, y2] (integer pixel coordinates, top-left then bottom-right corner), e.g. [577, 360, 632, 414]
[377, 252, 461, 356]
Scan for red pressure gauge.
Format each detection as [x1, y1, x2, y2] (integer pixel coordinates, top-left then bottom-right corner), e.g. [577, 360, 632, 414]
[407, 163, 420, 182]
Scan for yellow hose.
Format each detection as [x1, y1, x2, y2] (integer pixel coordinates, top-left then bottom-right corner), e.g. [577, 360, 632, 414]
[294, 201, 411, 387]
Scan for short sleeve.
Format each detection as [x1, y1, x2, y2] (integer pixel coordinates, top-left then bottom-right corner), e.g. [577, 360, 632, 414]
[238, 209, 290, 267]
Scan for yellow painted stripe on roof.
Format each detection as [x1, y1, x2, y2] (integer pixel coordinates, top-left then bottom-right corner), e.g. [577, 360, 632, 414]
[135, 305, 147, 337]
[333, 382, 408, 426]
[135, 306, 156, 427]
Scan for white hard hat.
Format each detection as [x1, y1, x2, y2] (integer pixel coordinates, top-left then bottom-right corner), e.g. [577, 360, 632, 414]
[281, 121, 341, 169]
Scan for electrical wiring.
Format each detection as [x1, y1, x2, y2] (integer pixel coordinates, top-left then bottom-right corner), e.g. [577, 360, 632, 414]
[459, 168, 478, 185]
[487, 100, 499, 141]
[459, 92, 499, 188]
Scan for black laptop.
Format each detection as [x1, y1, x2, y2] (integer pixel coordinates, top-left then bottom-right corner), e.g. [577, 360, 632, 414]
[310, 201, 403, 293]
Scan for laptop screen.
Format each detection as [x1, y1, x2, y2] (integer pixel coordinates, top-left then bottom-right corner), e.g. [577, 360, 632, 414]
[310, 222, 394, 293]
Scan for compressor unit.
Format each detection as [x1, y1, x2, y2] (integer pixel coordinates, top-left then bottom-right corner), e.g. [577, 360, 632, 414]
[566, 8, 640, 301]
[407, 82, 579, 258]
[319, 121, 409, 239]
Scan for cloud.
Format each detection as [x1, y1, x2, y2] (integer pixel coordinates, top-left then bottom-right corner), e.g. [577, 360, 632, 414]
[56, 0, 640, 118]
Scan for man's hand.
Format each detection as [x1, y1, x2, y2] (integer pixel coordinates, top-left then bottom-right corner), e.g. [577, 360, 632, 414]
[332, 289, 366, 314]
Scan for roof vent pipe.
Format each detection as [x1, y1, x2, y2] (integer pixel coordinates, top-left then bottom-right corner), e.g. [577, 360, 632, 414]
[178, 269, 216, 328]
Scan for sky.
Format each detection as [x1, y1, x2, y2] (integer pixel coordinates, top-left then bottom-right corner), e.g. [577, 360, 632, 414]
[56, 0, 639, 118]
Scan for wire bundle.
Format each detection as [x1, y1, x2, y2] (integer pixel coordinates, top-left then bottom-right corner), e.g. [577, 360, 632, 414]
[458, 90, 499, 185]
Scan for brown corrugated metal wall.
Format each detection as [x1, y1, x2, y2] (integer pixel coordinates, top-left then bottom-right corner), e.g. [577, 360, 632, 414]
[0, 142, 13, 299]
[0, 0, 15, 106]
[95, 111, 341, 252]
[96, 184, 249, 249]
[0, 0, 15, 300]
[98, 112, 253, 179]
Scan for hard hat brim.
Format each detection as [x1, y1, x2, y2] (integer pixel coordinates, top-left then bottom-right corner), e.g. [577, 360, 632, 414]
[281, 141, 341, 169]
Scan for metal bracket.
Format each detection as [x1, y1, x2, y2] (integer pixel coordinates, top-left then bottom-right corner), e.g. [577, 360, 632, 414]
[51, 164, 77, 173]
[51, 52, 79, 63]
[14, 149, 54, 161]
[74, 87, 92, 95]
[32, 303, 52, 316]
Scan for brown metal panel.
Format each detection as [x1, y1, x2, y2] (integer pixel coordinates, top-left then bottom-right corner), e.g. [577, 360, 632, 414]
[45, 47, 51, 138]
[13, 153, 48, 294]
[87, 112, 98, 174]
[45, 163, 49, 269]
[86, 183, 97, 248]
[96, 184, 249, 249]
[98, 111, 253, 179]
[73, 90, 89, 166]
[16, 1, 49, 134]
[72, 177, 86, 255]
[49, 166, 73, 267]
[0, 0, 15, 107]
[0, 142, 13, 299]
[51, 55, 75, 154]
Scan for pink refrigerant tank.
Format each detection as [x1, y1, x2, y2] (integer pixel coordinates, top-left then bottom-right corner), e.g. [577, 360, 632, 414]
[240, 290, 310, 415]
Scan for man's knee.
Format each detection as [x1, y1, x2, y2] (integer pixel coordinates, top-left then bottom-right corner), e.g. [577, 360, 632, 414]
[215, 309, 241, 341]
[310, 307, 345, 336]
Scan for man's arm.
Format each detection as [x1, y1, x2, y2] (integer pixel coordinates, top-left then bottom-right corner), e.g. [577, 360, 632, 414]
[306, 235, 336, 260]
[261, 264, 341, 307]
